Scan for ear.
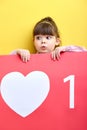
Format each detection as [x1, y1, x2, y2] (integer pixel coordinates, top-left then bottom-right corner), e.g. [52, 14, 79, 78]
[55, 38, 60, 46]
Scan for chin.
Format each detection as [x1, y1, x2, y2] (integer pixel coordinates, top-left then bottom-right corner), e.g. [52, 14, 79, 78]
[40, 51, 49, 53]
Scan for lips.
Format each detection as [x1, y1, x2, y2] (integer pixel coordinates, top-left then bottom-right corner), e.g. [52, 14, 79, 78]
[41, 46, 47, 50]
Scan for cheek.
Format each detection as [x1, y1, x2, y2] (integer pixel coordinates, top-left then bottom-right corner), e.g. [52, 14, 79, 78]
[34, 40, 37, 46]
[34, 41, 40, 50]
[49, 42, 56, 50]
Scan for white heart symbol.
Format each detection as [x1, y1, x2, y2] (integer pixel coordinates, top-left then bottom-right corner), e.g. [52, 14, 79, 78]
[0, 71, 50, 117]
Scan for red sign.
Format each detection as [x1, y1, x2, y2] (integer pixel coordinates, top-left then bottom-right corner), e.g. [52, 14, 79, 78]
[0, 52, 87, 130]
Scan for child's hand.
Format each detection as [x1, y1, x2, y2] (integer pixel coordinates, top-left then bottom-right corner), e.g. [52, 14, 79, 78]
[17, 49, 30, 62]
[51, 47, 65, 60]
[51, 47, 60, 60]
[51, 45, 87, 60]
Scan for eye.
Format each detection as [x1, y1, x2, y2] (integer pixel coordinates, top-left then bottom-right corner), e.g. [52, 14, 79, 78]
[35, 36, 42, 40]
[46, 36, 52, 40]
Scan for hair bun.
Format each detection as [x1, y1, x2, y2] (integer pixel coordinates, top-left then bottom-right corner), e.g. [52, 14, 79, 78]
[41, 17, 53, 23]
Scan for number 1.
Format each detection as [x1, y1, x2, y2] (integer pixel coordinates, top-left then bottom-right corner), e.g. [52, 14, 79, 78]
[64, 75, 75, 109]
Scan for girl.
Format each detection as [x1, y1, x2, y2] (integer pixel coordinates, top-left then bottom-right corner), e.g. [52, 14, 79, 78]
[11, 17, 87, 62]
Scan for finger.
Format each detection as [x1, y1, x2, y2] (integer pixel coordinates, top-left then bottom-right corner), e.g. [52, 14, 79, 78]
[51, 51, 56, 60]
[27, 54, 30, 61]
[25, 51, 30, 61]
[56, 52, 61, 60]
[22, 56, 25, 62]
[22, 53, 30, 62]
[51, 52, 54, 59]
[21, 55, 27, 62]
[23, 56, 29, 62]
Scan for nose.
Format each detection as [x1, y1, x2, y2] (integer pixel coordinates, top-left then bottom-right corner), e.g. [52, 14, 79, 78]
[41, 37, 46, 44]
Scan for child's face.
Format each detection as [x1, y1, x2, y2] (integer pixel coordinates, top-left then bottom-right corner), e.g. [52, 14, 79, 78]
[33, 35, 59, 53]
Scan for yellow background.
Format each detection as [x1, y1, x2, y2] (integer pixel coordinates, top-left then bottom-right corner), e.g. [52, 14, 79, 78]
[0, 0, 87, 54]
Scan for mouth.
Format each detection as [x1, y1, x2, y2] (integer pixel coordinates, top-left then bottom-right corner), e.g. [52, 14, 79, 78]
[41, 46, 47, 50]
